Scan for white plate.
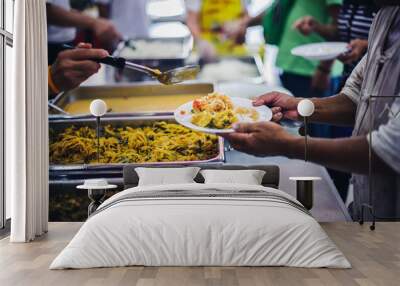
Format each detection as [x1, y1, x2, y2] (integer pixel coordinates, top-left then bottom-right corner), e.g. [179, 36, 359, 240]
[291, 42, 349, 61]
[174, 97, 272, 134]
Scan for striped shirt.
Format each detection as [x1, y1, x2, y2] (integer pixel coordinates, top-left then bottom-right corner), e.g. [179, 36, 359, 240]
[337, 0, 378, 80]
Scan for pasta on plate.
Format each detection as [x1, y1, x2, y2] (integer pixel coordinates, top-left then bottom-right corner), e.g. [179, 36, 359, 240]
[190, 92, 259, 129]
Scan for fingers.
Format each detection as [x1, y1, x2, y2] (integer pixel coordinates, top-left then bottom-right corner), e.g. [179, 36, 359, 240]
[283, 110, 299, 120]
[271, 106, 282, 114]
[58, 48, 109, 61]
[219, 133, 251, 151]
[232, 122, 259, 134]
[252, 92, 282, 106]
[70, 60, 101, 75]
[271, 106, 283, 122]
[76, 42, 92, 49]
[339, 51, 356, 64]
[292, 17, 314, 35]
[292, 19, 302, 29]
[272, 112, 283, 122]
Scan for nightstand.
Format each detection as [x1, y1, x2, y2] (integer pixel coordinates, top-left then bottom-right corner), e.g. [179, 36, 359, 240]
[289, 177, 321, 210]
[77, 179, 117, 217]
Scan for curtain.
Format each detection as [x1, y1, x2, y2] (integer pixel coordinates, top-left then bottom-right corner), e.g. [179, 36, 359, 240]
[8, 0, 49, 242]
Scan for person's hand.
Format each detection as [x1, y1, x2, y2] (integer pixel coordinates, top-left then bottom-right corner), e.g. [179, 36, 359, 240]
[91, 18, 122, 48]
[253, 92, 301, 122]
[311, 69, 330, 91]
[223, 19, 247, 44]
[337, 39, 368, 64]
[220, 122, 295, 157]
[50, 43, 109, 93]
[293, 16, 318, 36]
[196, 39, 217, 62]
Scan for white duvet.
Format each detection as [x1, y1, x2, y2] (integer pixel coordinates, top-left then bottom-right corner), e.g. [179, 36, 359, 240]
[50, 183, 350, 269]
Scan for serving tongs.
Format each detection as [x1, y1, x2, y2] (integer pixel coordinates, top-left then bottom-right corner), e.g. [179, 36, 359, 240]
[61, 44, 200, 85]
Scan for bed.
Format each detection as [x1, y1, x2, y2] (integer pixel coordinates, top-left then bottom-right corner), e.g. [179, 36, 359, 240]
[50, 165, 350, 269]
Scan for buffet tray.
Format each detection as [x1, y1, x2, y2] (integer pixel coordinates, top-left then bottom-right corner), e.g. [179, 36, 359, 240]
[49, 83, 214, 118]
[114, 37, 193, 61]
[198, 55, 265, 84]
[49, 115, 225, 177]
[112, 37, 193, 82]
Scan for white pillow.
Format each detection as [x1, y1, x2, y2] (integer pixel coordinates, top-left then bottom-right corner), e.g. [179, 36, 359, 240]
[200, 169, 266, 185]
[136, 167, 200, 186]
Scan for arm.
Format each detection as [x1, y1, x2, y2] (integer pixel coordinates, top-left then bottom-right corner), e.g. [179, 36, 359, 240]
[186, 10, 202, 40]
[287, 135, 395, 175]
[186, 10, 217, 61]
[46, 3, 122, 47]
[311, 60, 334, 92]
[46, 3, 97, 30]
[337, 39, 369, 64]
[309, 93, 357, 125]
[48, 43, 109, 98]
[223, 9, 250, 44]
[293, 5, 340, 40]
[97, 4, 110, 19]
[244, 12, 265, 27]
[253, 55, 366, 125]
[253, 92, 357, 126]
[222, 122, 396, 175]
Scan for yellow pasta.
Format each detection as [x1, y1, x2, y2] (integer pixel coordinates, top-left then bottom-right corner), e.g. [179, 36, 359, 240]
[50, 122, 219, 164]
[191, 92, 238, 129]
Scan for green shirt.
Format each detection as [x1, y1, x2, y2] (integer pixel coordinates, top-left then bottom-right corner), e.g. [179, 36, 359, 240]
[275, 0, 343, 77]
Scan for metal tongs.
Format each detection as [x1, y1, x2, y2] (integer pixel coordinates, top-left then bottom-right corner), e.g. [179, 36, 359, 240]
[62, 44, 200, 85]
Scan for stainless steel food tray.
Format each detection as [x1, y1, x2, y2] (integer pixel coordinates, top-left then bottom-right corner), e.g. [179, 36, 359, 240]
[114, 37, 193, 61]
[198, 55, 265, 84]
[49, 82, 214, 118]
[111, 37, 193, 82]
[49, 115, 225, 175]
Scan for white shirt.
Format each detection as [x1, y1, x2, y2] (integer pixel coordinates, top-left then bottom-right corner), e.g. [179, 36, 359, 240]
[95, 0, 149, 39]
[47, 0, 77, 43]
[185, 0, 248, 12]
[342, 55, 400, 173]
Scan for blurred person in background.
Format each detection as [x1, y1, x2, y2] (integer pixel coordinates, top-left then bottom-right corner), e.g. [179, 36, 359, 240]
[222, 3, 400, 220]
[96, 0, 150, 40]
[294, 0, 378, 200]
[294, 0, 378, 89]
[239, 0, 343, 138]
[185, 0, 251, 61]
[271, 0, 342, 100]
[48, 43, 109, 98]
[46, 0, 121, 64]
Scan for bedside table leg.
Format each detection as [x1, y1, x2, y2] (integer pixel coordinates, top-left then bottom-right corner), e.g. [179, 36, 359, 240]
[88, 189, 106, 217]
[296, 180, 314, 210]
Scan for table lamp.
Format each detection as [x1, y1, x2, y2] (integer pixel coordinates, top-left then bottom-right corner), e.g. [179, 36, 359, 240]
[289, 99, 319, 211]
[297, 99, 315, 161]
[90, 99, 108, 163]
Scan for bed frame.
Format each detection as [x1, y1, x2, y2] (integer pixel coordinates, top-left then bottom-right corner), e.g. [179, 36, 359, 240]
[123, 165, 280, 189]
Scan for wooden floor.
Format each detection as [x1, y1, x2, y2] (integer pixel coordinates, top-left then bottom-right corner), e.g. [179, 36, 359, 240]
[1, 222, 399, 286]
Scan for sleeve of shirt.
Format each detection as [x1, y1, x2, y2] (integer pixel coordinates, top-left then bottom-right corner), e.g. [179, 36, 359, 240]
[185, 0, 201, 12]
[368, 99, 400, 173]
[340, 54, 367, 105]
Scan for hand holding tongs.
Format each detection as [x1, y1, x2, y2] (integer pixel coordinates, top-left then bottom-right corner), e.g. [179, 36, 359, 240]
[61, 44, 199, 85]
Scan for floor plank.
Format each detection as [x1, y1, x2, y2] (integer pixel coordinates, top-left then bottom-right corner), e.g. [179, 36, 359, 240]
[1, 222, 399, 286]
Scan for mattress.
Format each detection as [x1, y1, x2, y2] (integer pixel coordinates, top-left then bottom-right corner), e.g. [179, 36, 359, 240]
[50, 183, 351, 269]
